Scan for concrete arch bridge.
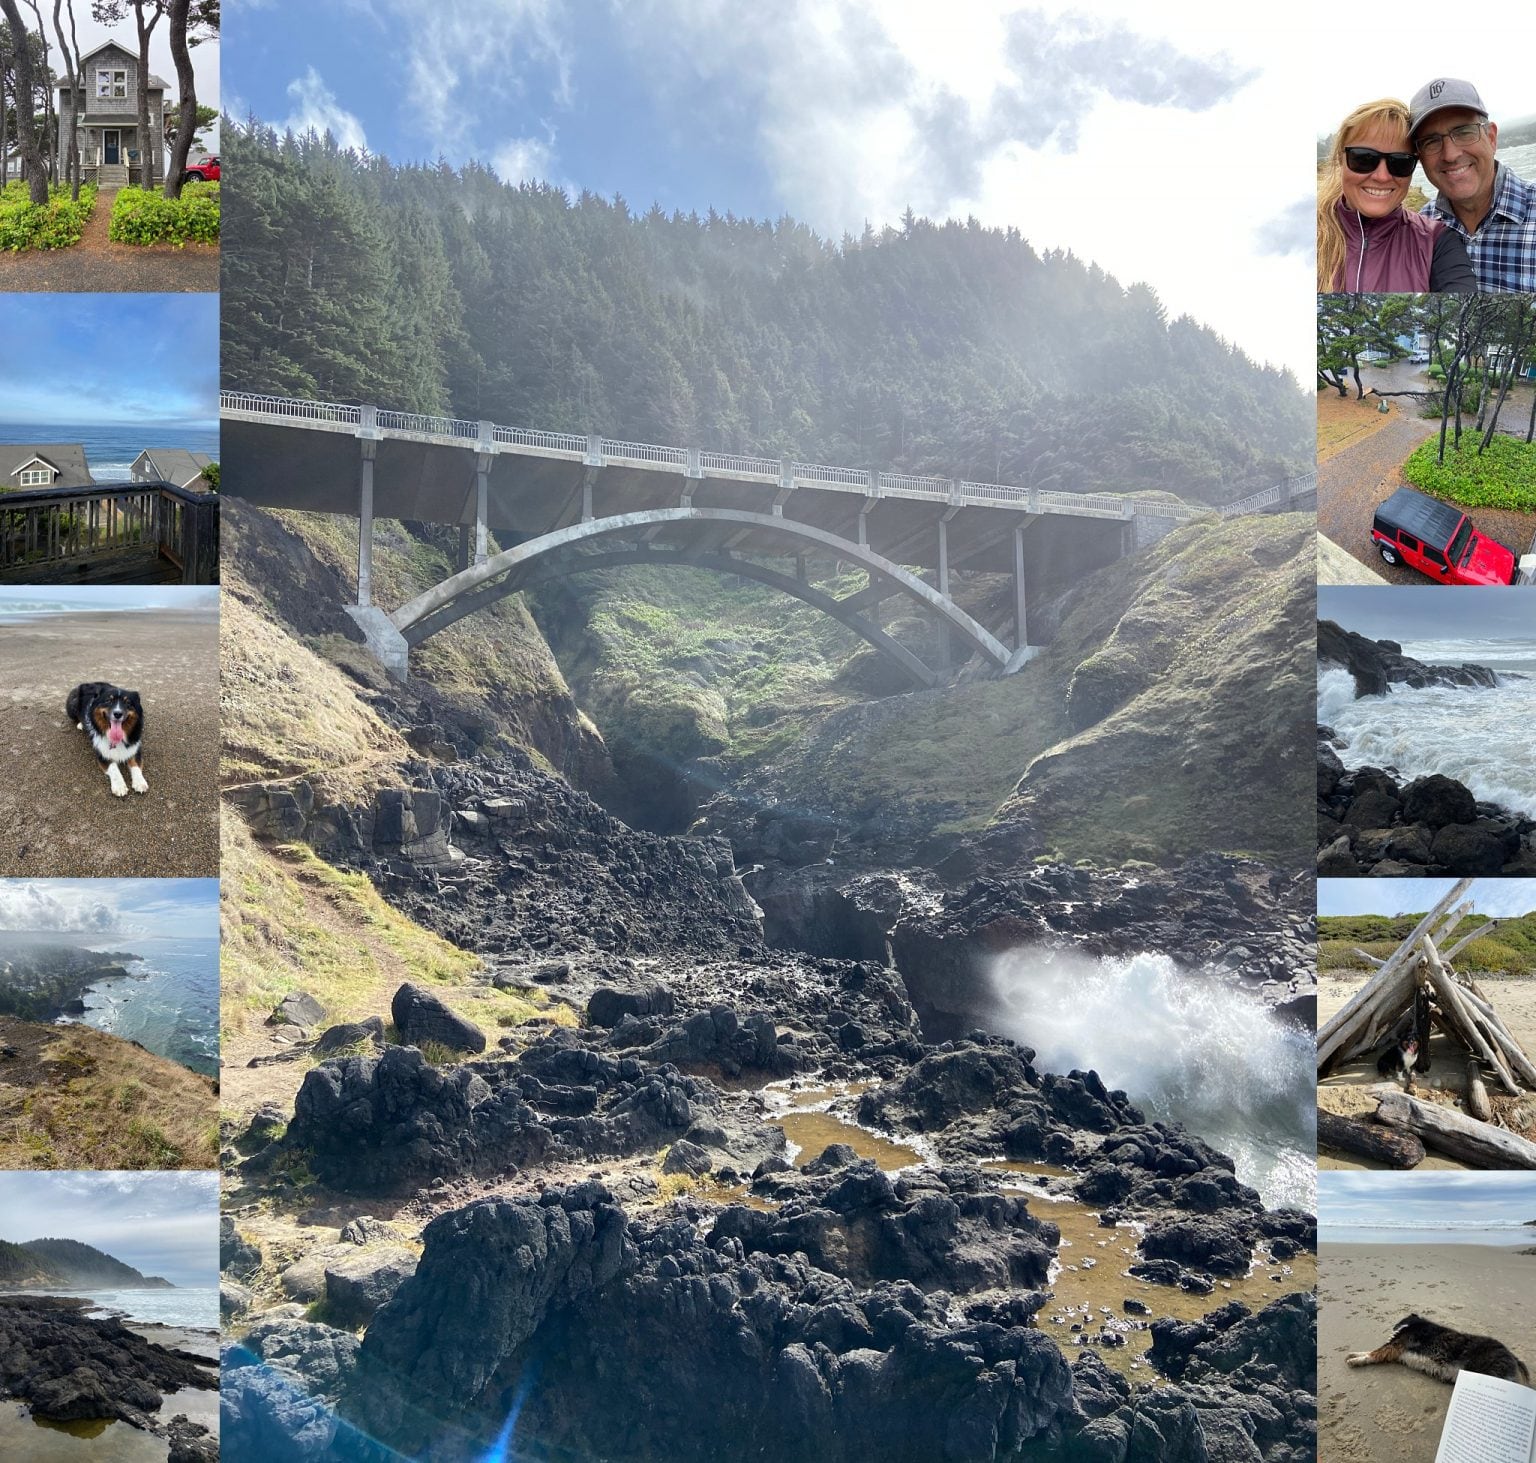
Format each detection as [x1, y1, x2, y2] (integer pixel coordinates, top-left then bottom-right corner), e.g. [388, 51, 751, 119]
[220, 392, 1314, 686]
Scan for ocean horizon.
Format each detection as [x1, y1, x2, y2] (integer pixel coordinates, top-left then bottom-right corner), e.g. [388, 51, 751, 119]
[1, 422, 219, 483]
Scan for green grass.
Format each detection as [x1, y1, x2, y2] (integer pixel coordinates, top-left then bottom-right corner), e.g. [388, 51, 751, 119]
[0, 182, 97, 250]
[1403, 434, 1536, 512]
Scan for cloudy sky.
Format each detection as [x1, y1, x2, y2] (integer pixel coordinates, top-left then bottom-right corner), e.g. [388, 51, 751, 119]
[1319, 878, 1536, 920]
[0, 878, 218, 939]
[0, 296, 218, 428]
[0, 1172, 216, 1287]
[1319, 586, 1536, 642]
[225, 0, 1314, 382]
[1315, 30, 1535, 141]
[1319, 1171, 1536, 1232]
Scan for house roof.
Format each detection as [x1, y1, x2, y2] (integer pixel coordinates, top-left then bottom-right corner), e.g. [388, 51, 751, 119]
[2, 444, 95, 490]
[132, 449, 213, 490]
[62, 42, 168, 91]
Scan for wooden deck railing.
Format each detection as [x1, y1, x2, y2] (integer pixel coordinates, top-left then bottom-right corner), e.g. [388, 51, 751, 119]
[0, 481, 219, 583]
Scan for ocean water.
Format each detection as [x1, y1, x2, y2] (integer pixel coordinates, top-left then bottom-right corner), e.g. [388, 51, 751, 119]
[985, 949, 1316, 1213]
[1320, 1221, 1536, 1247]
[1318, 659, 1536, 818]
[71, 936, 219, 1077]
[81, 1287, 219, 1330]
[0, 422, 219, 483]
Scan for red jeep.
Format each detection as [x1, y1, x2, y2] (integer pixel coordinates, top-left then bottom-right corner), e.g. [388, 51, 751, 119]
[183, 155, 219, 183]
[1370, 486, 1517, 586]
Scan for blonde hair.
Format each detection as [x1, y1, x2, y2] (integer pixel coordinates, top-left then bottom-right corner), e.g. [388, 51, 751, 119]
[1317, 98, 1413, 291]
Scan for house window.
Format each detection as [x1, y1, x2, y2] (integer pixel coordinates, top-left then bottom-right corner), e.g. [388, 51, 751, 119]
[19, 468, 53, 486]
[96, 69, 127, 99]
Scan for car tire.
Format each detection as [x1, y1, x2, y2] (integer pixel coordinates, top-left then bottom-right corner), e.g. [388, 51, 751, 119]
[1377, 545, 1401, 566]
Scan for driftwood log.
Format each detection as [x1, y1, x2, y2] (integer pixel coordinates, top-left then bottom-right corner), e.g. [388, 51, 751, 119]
[1317, 1108, 1425, 1168]
[1374, 1089, 1536, 1168]
[1466, 1061, 1493, 1123]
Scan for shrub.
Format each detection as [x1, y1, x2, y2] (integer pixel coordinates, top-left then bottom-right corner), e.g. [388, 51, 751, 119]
[1403, 433, 1536, 512]
[0, 182, 97, 250]
[107, 181, 220, 246]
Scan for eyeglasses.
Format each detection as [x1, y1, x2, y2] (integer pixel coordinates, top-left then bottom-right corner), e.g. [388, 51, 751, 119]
[1417, 122, 1489, 156]
[1343, 147, 1417, 178]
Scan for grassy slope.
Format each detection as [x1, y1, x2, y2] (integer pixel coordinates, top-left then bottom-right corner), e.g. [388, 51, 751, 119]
[1320, 911, 1536, 974]
[0, 1018, 217, 1170]
[549, 515, 1315, 865]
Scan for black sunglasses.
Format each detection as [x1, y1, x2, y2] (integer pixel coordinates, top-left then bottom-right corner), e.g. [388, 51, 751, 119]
[1344, 147, 1417, 179]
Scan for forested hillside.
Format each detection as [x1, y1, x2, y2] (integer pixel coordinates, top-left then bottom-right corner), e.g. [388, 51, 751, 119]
[222, 126, 1309, 506]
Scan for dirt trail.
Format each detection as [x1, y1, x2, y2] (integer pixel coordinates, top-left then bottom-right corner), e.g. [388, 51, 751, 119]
[0, 188, 218, 292]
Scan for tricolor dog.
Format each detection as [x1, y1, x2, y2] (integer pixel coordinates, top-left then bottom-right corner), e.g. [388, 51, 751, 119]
[1348, 1313, 1530, 1385]
[67, 682, 148, 798]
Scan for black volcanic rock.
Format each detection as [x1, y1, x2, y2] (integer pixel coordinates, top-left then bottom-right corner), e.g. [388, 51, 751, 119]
[391, 982, 487, 1054]
[1318, 620, 1501, 698]
[0, 1296, 215, 1426]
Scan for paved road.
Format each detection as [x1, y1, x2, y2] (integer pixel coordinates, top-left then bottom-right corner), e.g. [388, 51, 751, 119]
[0, 187, 218, 293]
[1318, 407, 1536, 581]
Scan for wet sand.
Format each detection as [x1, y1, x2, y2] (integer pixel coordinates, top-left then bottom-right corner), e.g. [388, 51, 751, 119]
[1319, 1243, 1536, 1463]
[1318, 973, 1536, 1170]
[0, 608, 219, 876]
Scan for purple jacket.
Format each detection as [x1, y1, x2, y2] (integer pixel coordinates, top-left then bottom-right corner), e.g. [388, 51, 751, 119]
[1333, 201, 1442, 291]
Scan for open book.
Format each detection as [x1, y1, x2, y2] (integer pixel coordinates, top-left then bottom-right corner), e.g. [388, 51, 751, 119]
[1436, 1370, 1536, 1463]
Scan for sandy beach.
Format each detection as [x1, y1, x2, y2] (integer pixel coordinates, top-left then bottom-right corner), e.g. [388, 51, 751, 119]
[1318, 971, 1536, 1169]
[0, 608, 219, 877]
[1319, 1242, 1536, 1463]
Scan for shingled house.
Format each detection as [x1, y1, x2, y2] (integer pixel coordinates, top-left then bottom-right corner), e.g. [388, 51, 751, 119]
[131, 448, 215, 493]
[55, 40, 167, 188]
[2, 445, 95, 492]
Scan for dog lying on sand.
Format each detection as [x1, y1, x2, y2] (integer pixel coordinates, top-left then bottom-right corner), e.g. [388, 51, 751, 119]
[66, 682, 148, 798]
[1348, 1314, 1531, 1385]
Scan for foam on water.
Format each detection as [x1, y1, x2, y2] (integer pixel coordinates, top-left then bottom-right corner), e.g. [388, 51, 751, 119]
[985, 949, 1315, 1213]
[1318, 664, 1536, 817]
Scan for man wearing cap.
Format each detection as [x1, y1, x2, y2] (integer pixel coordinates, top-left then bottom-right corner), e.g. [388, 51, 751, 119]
[1410, 78, 1536, 292]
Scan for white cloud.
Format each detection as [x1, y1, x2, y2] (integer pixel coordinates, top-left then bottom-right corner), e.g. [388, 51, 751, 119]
[0, 881, 124, 934]
[283, 66, 369, 152]
[375, 0, 571, 153]
[613, 0, 1313, 380]
[492, 134, 556, 185]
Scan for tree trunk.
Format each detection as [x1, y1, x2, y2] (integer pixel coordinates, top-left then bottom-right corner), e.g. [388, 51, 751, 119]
[1318, 1108, 1424, 1168]
[162, 0, 191, 197]
[49, 0, 77, 199]
[1374, 1088, 1536, 1168]
[133, 1, 160, 189]
[1, 0, 49, 203]
[24, 0, 53, 182]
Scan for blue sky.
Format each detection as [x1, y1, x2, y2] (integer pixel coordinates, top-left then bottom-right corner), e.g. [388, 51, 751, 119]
[0, 1172, 216, 1287]
[1319, 1171, 1536, 1230]
[0, 296, 218, 428]
[224, 0, 1315, 382]
[0, 878, 219, 940]
[1319, 879, 1536, 921]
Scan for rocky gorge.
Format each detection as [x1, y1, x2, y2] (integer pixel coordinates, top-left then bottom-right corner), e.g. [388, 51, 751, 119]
[219, 501, 1317, 1462]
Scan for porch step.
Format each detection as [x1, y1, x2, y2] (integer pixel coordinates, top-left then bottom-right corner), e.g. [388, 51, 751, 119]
[98, 163, 129, 186]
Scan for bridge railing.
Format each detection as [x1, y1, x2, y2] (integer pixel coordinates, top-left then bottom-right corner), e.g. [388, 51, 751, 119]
[221, 391, 361, 427]
[376, 409, 481, 440]
[0, 481, 219, 583]
[1219, 472, 1315, 518]
[217, 390, 1292, 523]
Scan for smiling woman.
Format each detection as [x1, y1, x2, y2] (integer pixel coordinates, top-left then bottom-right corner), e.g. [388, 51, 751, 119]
[1317, 97, 1478, 292]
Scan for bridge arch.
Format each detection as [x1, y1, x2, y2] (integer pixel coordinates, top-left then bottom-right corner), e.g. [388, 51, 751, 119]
[390, 507, 1015, 680]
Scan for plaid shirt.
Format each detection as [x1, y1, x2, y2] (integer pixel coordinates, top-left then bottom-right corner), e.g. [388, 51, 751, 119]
[1422, 162, 1536, 291]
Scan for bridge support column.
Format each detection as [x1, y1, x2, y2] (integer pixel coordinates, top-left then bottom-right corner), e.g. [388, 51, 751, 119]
[457, 526, 471, 572]
[474, 448, 492, 566]
[357, 440, 377, 608]
[1013, 524, 1028, 649]
[345, 607, 409, 680]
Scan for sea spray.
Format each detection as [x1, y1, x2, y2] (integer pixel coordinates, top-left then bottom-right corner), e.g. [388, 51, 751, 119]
[985, 948, 1315, 1212]
[1318, 664, 1536, 818]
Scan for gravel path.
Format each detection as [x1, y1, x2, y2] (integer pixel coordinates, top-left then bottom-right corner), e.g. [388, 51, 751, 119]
[0, 607, 219, 876]
[0, 188, 218, 293]
[1318, 409, 1536, 580]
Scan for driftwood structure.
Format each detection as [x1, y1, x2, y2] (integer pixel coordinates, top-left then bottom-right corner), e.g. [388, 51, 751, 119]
[1317, 879, 1536, 1168]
